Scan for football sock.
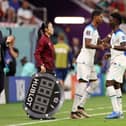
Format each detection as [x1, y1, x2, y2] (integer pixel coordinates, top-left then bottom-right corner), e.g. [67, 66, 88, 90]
[79, 80, 98, 107]
[116, 88, 122, 114]
[107, 86, 120, 112]
[72, 82, 87, 112]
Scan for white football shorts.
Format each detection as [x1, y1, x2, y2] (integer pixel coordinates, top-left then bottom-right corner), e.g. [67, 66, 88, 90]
[76, 63, 97, 81]
[106, 55, 126, 83]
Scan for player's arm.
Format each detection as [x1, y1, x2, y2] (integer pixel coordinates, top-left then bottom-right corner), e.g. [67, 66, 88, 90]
[98, 33, 112, 45]
[100, 35, 111, 44]
[107, 33, 126, 51]
[101, 41, 126, 51]
[85, 38, 104, 50]
[113, 33, 126, 51]
[112, 42, 126, 51]
[98, 32, 113, 49]
[98, 31, 113, 45]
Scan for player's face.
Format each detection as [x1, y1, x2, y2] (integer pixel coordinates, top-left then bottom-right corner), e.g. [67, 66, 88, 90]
[47, 22, 54, 35]
[95, 14, 103, 25]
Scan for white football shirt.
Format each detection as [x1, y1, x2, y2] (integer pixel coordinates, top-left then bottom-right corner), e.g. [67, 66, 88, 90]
[110, 29, 126, 60]
[76, 24, 100, 65]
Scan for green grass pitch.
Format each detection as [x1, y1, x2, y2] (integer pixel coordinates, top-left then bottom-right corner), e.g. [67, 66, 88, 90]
[0, 94, 126, 126]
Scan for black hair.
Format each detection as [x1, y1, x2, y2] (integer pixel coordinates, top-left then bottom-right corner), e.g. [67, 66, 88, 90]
[41, 21, 50, 33]
[37, 21, 50, 41]
[91, 9, 102, 20]
[20, 56, 27, 66]
[110, 12, 122, 25]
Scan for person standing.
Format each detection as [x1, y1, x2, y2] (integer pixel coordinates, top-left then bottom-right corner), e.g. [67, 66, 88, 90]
[17, 0, 35, 25]
[34, 21, 55, 73]
[4, 35, 19, 76]
[71, 10, 104, 119]
[20, 56, 36, 76]
[54, 33, 73, 86]
[71, 37, 81, 62]
[104, 12, 126, 119]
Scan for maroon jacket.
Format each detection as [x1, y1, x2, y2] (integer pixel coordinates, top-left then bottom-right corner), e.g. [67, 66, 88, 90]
[34, 34, 55, 71]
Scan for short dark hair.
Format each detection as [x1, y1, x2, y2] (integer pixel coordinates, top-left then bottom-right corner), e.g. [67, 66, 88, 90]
[110, 12, 122, 25]
[20, 56, 27, 65]
[91, 9, 102, 20]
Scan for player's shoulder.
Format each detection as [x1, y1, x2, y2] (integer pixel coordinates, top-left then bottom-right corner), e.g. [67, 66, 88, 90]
[115, 29, 126, 36]
[85, 24, 95, 31]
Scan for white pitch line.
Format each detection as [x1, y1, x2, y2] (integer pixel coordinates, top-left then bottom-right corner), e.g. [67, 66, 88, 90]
[7, 110, 126, 126]
[56, 106, 113, 115]
[56, 105, 126, 115]
[8, 117, 69, 126]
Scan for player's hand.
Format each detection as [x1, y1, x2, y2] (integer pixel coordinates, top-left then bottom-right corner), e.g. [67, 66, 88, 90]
[98, 44, 105, 50]
[103, 43, 111, 49]
[40, 65, 46, 73]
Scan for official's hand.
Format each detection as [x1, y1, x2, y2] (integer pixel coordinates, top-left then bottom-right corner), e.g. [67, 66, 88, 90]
[40, 65, 46, 73]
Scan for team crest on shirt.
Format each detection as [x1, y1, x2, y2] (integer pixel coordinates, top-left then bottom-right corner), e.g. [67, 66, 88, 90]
[86, 30, 91, 35]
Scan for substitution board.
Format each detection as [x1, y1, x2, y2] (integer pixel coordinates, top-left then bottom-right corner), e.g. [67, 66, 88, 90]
[24, 72, 64, 119]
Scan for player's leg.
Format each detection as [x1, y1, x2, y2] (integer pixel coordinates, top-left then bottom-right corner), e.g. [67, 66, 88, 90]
[55, 68, 64, 86]
[115, 55, 126, 118]
[105, 64, 120, 119]
[114, 82, 123, 118]
[78, 65, 98, 107]
[78, 66, 98, 117]
[77, 80, 98, 118]
[114, 65, 125, 118]
[71, 63, 89, 119]
[71, 79, 88, 119]
[86, 68, 99, 96]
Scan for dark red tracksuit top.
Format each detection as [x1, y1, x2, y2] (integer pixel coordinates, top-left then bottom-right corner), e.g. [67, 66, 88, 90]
[34, 34, 55, 71]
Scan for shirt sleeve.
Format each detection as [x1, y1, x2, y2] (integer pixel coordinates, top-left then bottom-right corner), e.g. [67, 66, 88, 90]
[84, 26, 93, 40]
[118, 32, 126, 44]
[34, 37, 45, 67]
